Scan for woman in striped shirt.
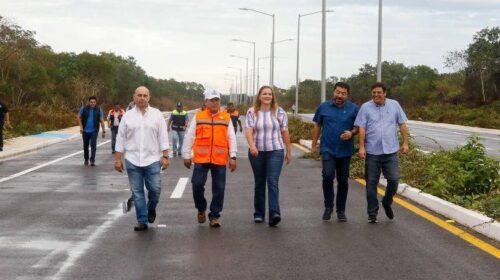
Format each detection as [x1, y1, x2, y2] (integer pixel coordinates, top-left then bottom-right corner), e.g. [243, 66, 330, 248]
[245, 85, 292, 226]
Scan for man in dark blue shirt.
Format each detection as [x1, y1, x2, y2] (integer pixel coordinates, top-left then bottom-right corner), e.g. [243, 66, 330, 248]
[312, 82, 359, 222]
[77, 96, 105, 166]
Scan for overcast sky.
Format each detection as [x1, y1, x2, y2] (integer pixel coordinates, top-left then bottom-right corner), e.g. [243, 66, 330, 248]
[1, 0, 499, 94]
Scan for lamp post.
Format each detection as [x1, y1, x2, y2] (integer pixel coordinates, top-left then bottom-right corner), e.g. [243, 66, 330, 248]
[232, 39, 256, 98]
[376, 0, 383, 82]
[225, 74, 238, 102]
[231, 55, 249, 104]
[257, 56, 270, 90]
[227, 66, 242, 104]
[239, 8, 275, 88]
[295, 9, 333, 115]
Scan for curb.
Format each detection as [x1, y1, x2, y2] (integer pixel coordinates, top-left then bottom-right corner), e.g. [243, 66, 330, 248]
[0, 135, 80, 161]
[300, 139, 500, 242]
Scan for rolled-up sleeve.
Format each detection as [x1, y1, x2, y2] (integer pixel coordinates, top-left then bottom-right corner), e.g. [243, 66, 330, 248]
[245, 109, 254, 129]
[158, 112, 169, 151]
[182, 117, 197, 159]
[115, 115, 126, 153]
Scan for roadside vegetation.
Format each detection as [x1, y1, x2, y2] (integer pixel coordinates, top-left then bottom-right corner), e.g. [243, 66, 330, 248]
[288, 117, 500, 220]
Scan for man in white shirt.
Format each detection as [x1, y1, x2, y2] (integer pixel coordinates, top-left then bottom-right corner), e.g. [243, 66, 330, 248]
[114, 86, 170, 231]
[182, 89, 237, 227]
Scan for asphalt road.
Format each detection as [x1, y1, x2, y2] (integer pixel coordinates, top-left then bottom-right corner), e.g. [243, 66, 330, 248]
[299, 113, 500, 159]
[0, 117, 498, 279]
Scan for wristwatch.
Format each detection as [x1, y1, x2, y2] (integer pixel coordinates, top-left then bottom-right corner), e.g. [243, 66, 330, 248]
[230, 157, 237, 160]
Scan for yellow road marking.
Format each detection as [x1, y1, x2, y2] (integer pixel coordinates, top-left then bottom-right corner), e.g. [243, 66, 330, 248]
[355, 178, 500, 259]
[292, 143, 310, 153]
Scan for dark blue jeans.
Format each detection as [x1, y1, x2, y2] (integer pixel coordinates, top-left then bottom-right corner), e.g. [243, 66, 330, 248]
[248, 149, 284, 220]
[321, 153, 351, 213]
[110, 126, 119, 152]
[191, 163, 226, 219]
[365, 153, 400, 216]
[82, 131, 98, 162]
[0, 123, 3, 149]
[125, 159, 162, 225]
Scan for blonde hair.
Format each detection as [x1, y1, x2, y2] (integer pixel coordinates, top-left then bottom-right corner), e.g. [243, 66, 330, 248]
[254, 85, 278, 117]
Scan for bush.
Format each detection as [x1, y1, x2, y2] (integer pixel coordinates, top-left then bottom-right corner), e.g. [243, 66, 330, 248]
[287, 116, 314, 143]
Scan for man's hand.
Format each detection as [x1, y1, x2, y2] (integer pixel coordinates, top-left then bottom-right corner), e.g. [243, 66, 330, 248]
[161, 157, 170, 170]
[340, 130, 353, 141]
[358, 146, 366, 160]
[102, 131, 105, 138]
[184, 159, 192, 169]
[310, 145, 318, 159]
[228, 159, 237, 172]
[114, 160, 123, 173]
[400, 143, 409, 155]
[240, 127, 243, 132]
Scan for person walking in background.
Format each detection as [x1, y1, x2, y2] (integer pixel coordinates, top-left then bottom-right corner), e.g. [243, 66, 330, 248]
[354, 82, 409, 223]
[311, 82, 359, 222]
[182, 89, 237, 228]
[107, 103, 124, 154]
[115, 86, 170, 231]
[77, 96, 106, 166]
[0, 100, 11, 152]
[224, 102, 242, 134]
[245, 85, 291, 226]
[168, 102, 189, 157]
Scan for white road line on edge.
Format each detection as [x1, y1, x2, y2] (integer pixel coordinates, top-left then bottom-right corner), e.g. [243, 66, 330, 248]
[170, 177, 189, 198]
[0, 140, 111, 183]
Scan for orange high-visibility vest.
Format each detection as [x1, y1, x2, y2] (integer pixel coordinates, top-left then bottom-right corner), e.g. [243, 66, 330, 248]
[193, 110, 231, 165]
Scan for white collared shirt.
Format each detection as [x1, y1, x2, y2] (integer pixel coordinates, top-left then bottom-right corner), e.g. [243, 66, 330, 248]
[115, 105, 169, 167]
[182, 112, 237, 159]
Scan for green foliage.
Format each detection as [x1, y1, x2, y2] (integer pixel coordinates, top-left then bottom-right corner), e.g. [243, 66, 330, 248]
[423, 136, 499, 197]
[287, 116, 314, 143]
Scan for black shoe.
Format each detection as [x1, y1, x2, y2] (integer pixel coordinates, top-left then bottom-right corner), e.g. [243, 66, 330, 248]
[84, 160, 89, 166]
[368, 215, 378, 224]
[269, 214, 281, 227]
[90, 161, 95, 166]
[148, 209, 156, 223]
[134, 223, 148, 231]
[126, 197, 134, 212]
[322, 208, 333, 221]
[112, 151, 115, 154]
[382, 203, 394, 219]
[337, 212, 347, 222]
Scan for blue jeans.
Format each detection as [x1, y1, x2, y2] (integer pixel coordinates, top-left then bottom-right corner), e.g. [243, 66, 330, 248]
[191, 163, 226, 219]
[248, 149, 284, 220]
[321, 153, 351, 213]
[125, 159, 162, 224]
[365, 153, 400, 216]
[110, 126, 119, 152]
[82, 131, 98, 162]
[171, 130, 185, 154]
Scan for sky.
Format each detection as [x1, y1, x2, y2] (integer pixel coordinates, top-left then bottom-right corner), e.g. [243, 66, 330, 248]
[1, 0, 499, 95]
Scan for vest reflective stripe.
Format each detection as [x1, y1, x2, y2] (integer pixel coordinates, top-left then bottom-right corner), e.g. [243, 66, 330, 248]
[193, 110, 231, 165]
[171, 110, 188, 130]
[108, 109, 124, 127]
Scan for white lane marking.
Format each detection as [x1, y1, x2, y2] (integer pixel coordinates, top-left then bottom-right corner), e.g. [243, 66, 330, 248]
[409, 125, 499, 140]
[170, 177, 189, 198]
[0, 140, 111, 183]
[51, 205, 123, 280]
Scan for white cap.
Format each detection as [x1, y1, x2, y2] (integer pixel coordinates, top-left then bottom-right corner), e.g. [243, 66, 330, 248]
[204, 89, 221, 100]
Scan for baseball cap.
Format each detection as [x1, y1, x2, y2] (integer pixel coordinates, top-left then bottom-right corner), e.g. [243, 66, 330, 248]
[204, 89, 221, 100]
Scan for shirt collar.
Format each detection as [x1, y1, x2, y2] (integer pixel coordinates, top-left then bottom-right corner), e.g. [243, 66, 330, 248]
[329, 99, 347, 109]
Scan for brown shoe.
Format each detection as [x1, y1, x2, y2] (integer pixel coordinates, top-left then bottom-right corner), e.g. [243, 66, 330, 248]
[197, 211, 206, 223]
[209, 218, 221, 228]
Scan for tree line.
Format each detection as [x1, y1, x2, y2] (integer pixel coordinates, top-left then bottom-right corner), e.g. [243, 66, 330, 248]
[278, 27, 499, 127]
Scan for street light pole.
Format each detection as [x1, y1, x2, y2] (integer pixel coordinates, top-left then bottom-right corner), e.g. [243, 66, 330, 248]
[227, 66, 242, 104]
[321, 0, 326, 102]
[295, 10, 333, 116]
[230, 55, 249, 103]
[377, 0, 383, 82]
[239, 8, 275, 88]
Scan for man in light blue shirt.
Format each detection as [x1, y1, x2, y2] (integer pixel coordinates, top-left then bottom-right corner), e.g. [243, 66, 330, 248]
[354, 82, 409, 223]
